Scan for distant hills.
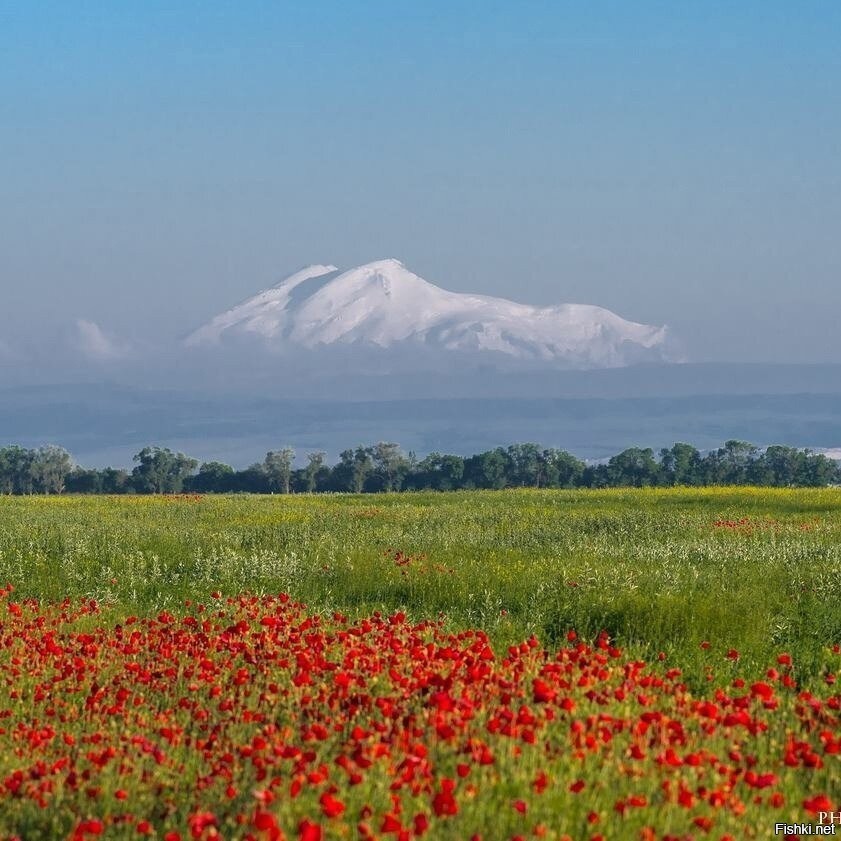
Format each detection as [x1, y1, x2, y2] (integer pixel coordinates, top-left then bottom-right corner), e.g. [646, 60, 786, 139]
[2, 373, 841, 469]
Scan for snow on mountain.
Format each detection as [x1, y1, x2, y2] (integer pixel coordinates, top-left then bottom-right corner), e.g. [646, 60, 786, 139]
[185, 259, 675, 368]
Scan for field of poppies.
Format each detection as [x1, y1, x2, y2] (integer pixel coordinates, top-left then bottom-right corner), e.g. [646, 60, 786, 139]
[0, 489, 838, 839]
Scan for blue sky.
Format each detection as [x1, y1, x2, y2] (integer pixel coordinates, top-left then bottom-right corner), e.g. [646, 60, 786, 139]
[1, 1, 840, 363]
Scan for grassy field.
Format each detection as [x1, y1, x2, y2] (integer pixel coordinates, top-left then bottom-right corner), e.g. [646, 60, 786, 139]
[1, 488, 839, 675]
[0, 489, 838, 839]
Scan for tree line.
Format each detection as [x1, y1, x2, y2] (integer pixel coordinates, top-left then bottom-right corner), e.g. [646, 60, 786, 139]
[0, 440, 838, 495]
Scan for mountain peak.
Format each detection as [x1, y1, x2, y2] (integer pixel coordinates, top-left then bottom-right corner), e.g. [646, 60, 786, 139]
[359, 257, 405, 271]
[271, 264, 338, 290]
[185, 259, 678, 368]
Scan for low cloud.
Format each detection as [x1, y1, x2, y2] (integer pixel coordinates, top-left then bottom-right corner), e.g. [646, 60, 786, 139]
[75, 319, 131, 361]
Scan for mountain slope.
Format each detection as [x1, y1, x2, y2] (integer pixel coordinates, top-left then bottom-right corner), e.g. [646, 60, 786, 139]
[185, 259, 675, 368]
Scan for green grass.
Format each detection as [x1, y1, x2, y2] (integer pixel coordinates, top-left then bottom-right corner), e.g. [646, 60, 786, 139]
[0, 489, 839, 839]
[1, 487, 839, 685]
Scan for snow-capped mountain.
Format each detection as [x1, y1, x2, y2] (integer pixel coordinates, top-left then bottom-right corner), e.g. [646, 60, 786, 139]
[185, 259, 676, 368]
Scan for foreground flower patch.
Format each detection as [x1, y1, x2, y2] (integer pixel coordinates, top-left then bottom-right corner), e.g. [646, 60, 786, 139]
[0, 588, 838, 840]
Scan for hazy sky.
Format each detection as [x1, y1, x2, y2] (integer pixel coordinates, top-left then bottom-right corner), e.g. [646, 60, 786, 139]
[2, 1, 840, 364]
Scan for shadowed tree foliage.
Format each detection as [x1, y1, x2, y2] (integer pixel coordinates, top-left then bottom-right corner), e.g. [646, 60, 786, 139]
[659, 443, 702, 486]
[409, 452, 465, 491]
[606, 447, 661, 488]
[0, 446, 35, 494]
[188, 462, 236, 493]
[545, 448, 587, 488]
[463, 448, 509, 489]
[302, 452, 327, 493]
[1, 440, 839, 494]
[331, 447, 375, 492]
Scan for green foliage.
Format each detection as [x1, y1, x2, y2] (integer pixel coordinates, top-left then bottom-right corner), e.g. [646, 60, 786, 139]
[131, 447, 198, 494]
[0, 445, 72, 494]
[1, 440, 840, 495]
[263, 448, 294, 494]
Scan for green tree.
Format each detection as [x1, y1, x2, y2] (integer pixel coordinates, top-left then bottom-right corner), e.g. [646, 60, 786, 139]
[333, 447, 375, 493]
[65, 468, 104, 494]
[463, 449, 509, 489]
[0, 446, 34, 494]
[804, 451, 840, 486]
[506, 443, 543, 487]
[0, 447, 20, 494]
[264, 449, 295, 494]
[233, 464, 269, 493]
[542, 449, 586, 488]
[759, 445, 807, 486]
[190, 462, 235, 493]
[131, 447, 197, 494]
[303, 452, 326, 493]
[607, 448, 660, 487]
[101, 467, 132, 494]
[412, 452, 465, 490]
[372, 442, 410, 491]
[659, 443, 702, 486]
[703, 440, 756, 484]
[581, 463, 610, 488]
[31, 445, 73, 494]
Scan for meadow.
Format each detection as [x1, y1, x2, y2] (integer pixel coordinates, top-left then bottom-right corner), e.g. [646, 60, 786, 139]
[0, 489, 838, 839]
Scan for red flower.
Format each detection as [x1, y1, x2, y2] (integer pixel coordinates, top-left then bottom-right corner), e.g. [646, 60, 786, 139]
[380, 814, 402, 833]
[413, 814, 429, 835]
[298, 820, 323, 841]
[319, 792, 346, 819]
[750, 681, 774, 700]
[432, 779, 458, 817]
[254, 811, 280, 832]
[804, 794, 834, 815]
[188, 813, 217, 839]
[532, 678, 556, 703]
[74, 820, 103, 837]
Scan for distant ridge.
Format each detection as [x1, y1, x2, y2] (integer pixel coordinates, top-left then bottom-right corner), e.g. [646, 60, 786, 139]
[185, 259, 676, 369]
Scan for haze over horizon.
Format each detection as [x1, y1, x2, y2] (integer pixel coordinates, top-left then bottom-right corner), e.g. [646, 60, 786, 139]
[2, 2, 840, 379]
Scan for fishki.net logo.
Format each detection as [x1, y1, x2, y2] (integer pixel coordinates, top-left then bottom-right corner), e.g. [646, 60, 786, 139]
[774, 809, 840, 835]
